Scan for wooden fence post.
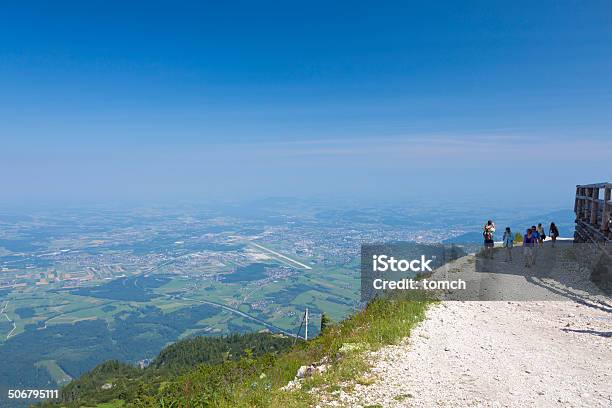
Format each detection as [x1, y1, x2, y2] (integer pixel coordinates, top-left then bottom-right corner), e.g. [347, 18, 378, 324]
[602, 186, 611, 233]
[591, 187, 599, 225]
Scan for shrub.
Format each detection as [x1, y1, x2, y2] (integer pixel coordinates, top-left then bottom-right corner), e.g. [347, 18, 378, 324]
[514, 232, 523, 244]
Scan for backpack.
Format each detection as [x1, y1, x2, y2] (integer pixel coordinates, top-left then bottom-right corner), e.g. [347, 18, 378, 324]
[483, 223, 495, 240]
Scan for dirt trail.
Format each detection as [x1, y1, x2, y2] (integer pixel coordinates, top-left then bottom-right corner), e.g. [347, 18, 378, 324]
[335, 247, 612, 407]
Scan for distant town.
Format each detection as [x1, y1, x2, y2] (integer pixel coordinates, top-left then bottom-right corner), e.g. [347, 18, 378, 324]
[0, 200, 574, 394]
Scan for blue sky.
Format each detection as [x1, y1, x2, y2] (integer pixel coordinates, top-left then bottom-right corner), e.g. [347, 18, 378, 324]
[1, 1, 611, 206]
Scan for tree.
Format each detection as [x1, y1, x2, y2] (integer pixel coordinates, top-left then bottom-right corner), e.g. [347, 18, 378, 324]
[320, 313, 331, 333]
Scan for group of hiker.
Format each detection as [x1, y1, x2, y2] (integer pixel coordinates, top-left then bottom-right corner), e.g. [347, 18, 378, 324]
[482, 220, 560, 267]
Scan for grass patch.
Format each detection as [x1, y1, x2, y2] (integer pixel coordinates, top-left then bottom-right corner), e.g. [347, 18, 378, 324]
[137, 295, 430, 407]
[355, 375, 377, 386]
[393, 393, 413, 401]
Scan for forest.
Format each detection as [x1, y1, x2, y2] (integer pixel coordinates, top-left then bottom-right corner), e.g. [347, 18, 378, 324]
[40, 332, 295, 407]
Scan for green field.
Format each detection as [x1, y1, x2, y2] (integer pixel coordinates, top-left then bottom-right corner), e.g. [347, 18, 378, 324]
[0, 251, 361, 408]
[35, 360, 72, 385]
[1, 259, 359, 344]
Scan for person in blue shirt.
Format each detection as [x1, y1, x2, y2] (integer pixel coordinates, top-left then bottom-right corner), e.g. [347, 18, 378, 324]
[530, 225, 540, 240]
[502, 227, 514, 262]
[530, 225, 540, 262]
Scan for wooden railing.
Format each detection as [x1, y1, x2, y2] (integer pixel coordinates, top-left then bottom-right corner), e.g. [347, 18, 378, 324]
[574, 182, 612, 244]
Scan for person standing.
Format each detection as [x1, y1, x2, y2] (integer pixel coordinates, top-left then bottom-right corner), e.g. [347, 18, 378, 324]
[523, 228, 536, 267]
[536, 223, 546, 246]
[483, 220, 496, 259]
[549, 222, 559, 247]
[502, 227, 513, 262]
[530, 225, 540, 261]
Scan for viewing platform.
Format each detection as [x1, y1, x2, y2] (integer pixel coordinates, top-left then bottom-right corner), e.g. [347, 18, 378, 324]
[574, 182, 611, 245]
[575, 182, 611, 291]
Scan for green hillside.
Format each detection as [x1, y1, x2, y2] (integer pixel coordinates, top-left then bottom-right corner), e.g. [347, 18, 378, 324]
[40, 296, 428, 407]
[40, 333, 295, 408]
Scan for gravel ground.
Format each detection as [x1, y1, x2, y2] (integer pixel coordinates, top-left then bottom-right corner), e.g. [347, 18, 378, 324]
[332, 250, 612, 408]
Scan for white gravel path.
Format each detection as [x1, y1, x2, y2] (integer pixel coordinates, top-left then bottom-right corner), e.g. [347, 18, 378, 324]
[333, 250, 612, 408]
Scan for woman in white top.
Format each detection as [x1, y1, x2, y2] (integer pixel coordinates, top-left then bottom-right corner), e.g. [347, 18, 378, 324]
[536, 223, 545, 247]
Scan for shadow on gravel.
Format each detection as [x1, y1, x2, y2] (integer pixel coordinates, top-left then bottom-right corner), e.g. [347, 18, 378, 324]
[524, 277, 612, 313]
[561, 328, 612, 338]
[451, 241, 612, 306]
